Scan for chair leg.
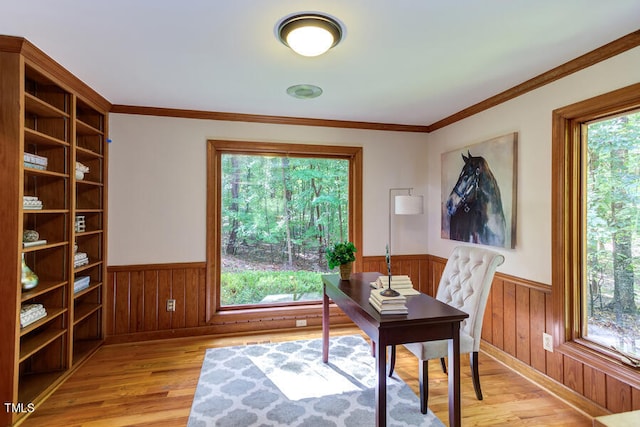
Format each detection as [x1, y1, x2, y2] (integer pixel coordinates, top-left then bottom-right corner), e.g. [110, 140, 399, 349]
[470, 351, 483, 400]
[440, 357, 447, 374]
[419, 359, 429, 414]
[388, 345, 396, 377]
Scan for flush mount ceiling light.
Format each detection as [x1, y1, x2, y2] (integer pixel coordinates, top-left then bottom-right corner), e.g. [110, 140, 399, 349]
[277, 13, 343, 57]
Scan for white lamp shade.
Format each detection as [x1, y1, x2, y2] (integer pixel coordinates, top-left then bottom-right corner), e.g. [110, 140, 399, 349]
[395, 195, 423, 215]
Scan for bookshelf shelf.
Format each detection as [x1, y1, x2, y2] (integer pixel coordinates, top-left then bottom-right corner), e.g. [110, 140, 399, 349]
[1, 36, 109, 426]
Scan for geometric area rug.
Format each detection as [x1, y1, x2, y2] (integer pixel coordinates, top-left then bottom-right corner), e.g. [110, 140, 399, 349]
[187, 335, 444, 426]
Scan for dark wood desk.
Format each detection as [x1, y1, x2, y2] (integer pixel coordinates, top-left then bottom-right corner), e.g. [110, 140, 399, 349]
[322, 272, 468, 427]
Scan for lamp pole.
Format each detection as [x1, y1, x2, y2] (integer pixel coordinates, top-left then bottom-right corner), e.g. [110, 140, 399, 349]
[383, 187, 419, 297]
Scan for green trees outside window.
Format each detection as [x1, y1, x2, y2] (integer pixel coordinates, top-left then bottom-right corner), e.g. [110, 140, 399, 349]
[221, 154, 349, 306]
[585, 111, 640, 359]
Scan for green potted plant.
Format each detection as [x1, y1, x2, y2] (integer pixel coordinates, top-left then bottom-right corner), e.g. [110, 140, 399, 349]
[326, 241, 357, 280]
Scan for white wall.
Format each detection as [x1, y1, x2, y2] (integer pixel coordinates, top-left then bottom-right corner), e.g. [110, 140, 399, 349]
[108, 46, 640, 282]
[107, 117, 429, 265]
[426, 46, 640, 285]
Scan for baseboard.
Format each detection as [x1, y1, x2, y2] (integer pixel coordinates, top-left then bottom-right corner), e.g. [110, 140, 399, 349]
[105, 314, 354, 344]
[480, 341, 610, 419]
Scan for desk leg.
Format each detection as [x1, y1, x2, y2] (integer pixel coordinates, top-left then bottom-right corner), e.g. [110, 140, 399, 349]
[448, 323, 462, 427]
[322, 285, 329, 363]
[375, 340, 387, 427]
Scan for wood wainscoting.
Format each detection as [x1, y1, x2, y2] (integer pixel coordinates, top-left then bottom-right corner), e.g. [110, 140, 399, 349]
[361, 254, 435, 296]
[107, 263, 208, 339]
[429, 254, 639, 417]
[106, 256, 431, 343]
[106, 254, 639, 417]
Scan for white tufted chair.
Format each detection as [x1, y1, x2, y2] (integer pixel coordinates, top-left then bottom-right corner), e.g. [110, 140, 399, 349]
[388, 245, 504, 413]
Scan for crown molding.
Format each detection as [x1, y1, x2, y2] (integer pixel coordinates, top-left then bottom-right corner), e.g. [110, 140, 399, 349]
[111, 29, 640, 133]
[109, 105, 431, 133]
[0, 35, 111, 112]
[428, 29, 640, 131]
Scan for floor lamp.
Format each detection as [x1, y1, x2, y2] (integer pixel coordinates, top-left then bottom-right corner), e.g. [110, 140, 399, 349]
[382, 188, 424, 296]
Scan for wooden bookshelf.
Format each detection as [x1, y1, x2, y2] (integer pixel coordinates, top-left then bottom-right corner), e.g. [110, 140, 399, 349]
[0, 36, 110, 426]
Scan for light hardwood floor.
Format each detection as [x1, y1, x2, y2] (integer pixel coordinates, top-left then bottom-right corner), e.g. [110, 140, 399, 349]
[21, 327, 592, 427]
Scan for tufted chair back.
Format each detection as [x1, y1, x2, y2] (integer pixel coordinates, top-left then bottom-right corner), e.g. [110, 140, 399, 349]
[436, 245, 505, 351]
[391, 245, 505, 409]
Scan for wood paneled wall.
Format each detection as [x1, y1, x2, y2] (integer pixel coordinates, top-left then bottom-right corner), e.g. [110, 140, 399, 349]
[106, 263, 207, 338]
[106, 261, 352, 342]
[427, 255, 640, 416]
[361, 254, 434, 295]
[106, 254, 639, 416]
[106, 256, 431, 342]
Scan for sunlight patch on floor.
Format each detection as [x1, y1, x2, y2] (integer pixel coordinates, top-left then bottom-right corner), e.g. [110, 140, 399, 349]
[249, 355, 365, 400]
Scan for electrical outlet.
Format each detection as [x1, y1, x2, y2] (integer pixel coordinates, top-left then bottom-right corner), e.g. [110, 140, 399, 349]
[166, 299, 176, 312]
[543, 333, 553, 352]
[296, 319, 307, 327]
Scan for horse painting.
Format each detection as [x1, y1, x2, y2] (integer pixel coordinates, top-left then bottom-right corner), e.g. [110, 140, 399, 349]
[444, 151, 506, 247]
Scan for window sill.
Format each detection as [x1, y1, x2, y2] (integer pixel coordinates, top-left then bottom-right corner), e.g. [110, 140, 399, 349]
[208, 302, 350, 327]
[218, 300, 323, 312]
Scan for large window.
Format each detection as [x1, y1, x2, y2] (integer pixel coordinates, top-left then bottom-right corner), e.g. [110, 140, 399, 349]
[584, 111, 640, 358]
[207, 140, 362, 313]
[552, 83, 640, 365]
[221, 154, 349, 306]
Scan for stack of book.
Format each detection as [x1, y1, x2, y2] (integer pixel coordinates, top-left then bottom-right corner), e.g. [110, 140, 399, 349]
[74, 276, 91, 293]
[23, 229, 47, 248]
[370, 275, 420, 295]
[20, 303, 47, 328]
[74, 252, 89, 268]
[23, 239, 47, 248]
[75, 215, 86, 233]
[369, 290, 408, 315]
[23, 196, 43, 210]
[24, 152, 48, 170]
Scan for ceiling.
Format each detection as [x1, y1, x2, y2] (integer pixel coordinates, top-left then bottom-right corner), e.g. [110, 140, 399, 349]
[1, 0, 639, 127]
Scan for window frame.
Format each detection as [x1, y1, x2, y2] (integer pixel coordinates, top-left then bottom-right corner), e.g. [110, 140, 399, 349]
[552, 83, 640, 372]
[206, 139, 363, 324]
